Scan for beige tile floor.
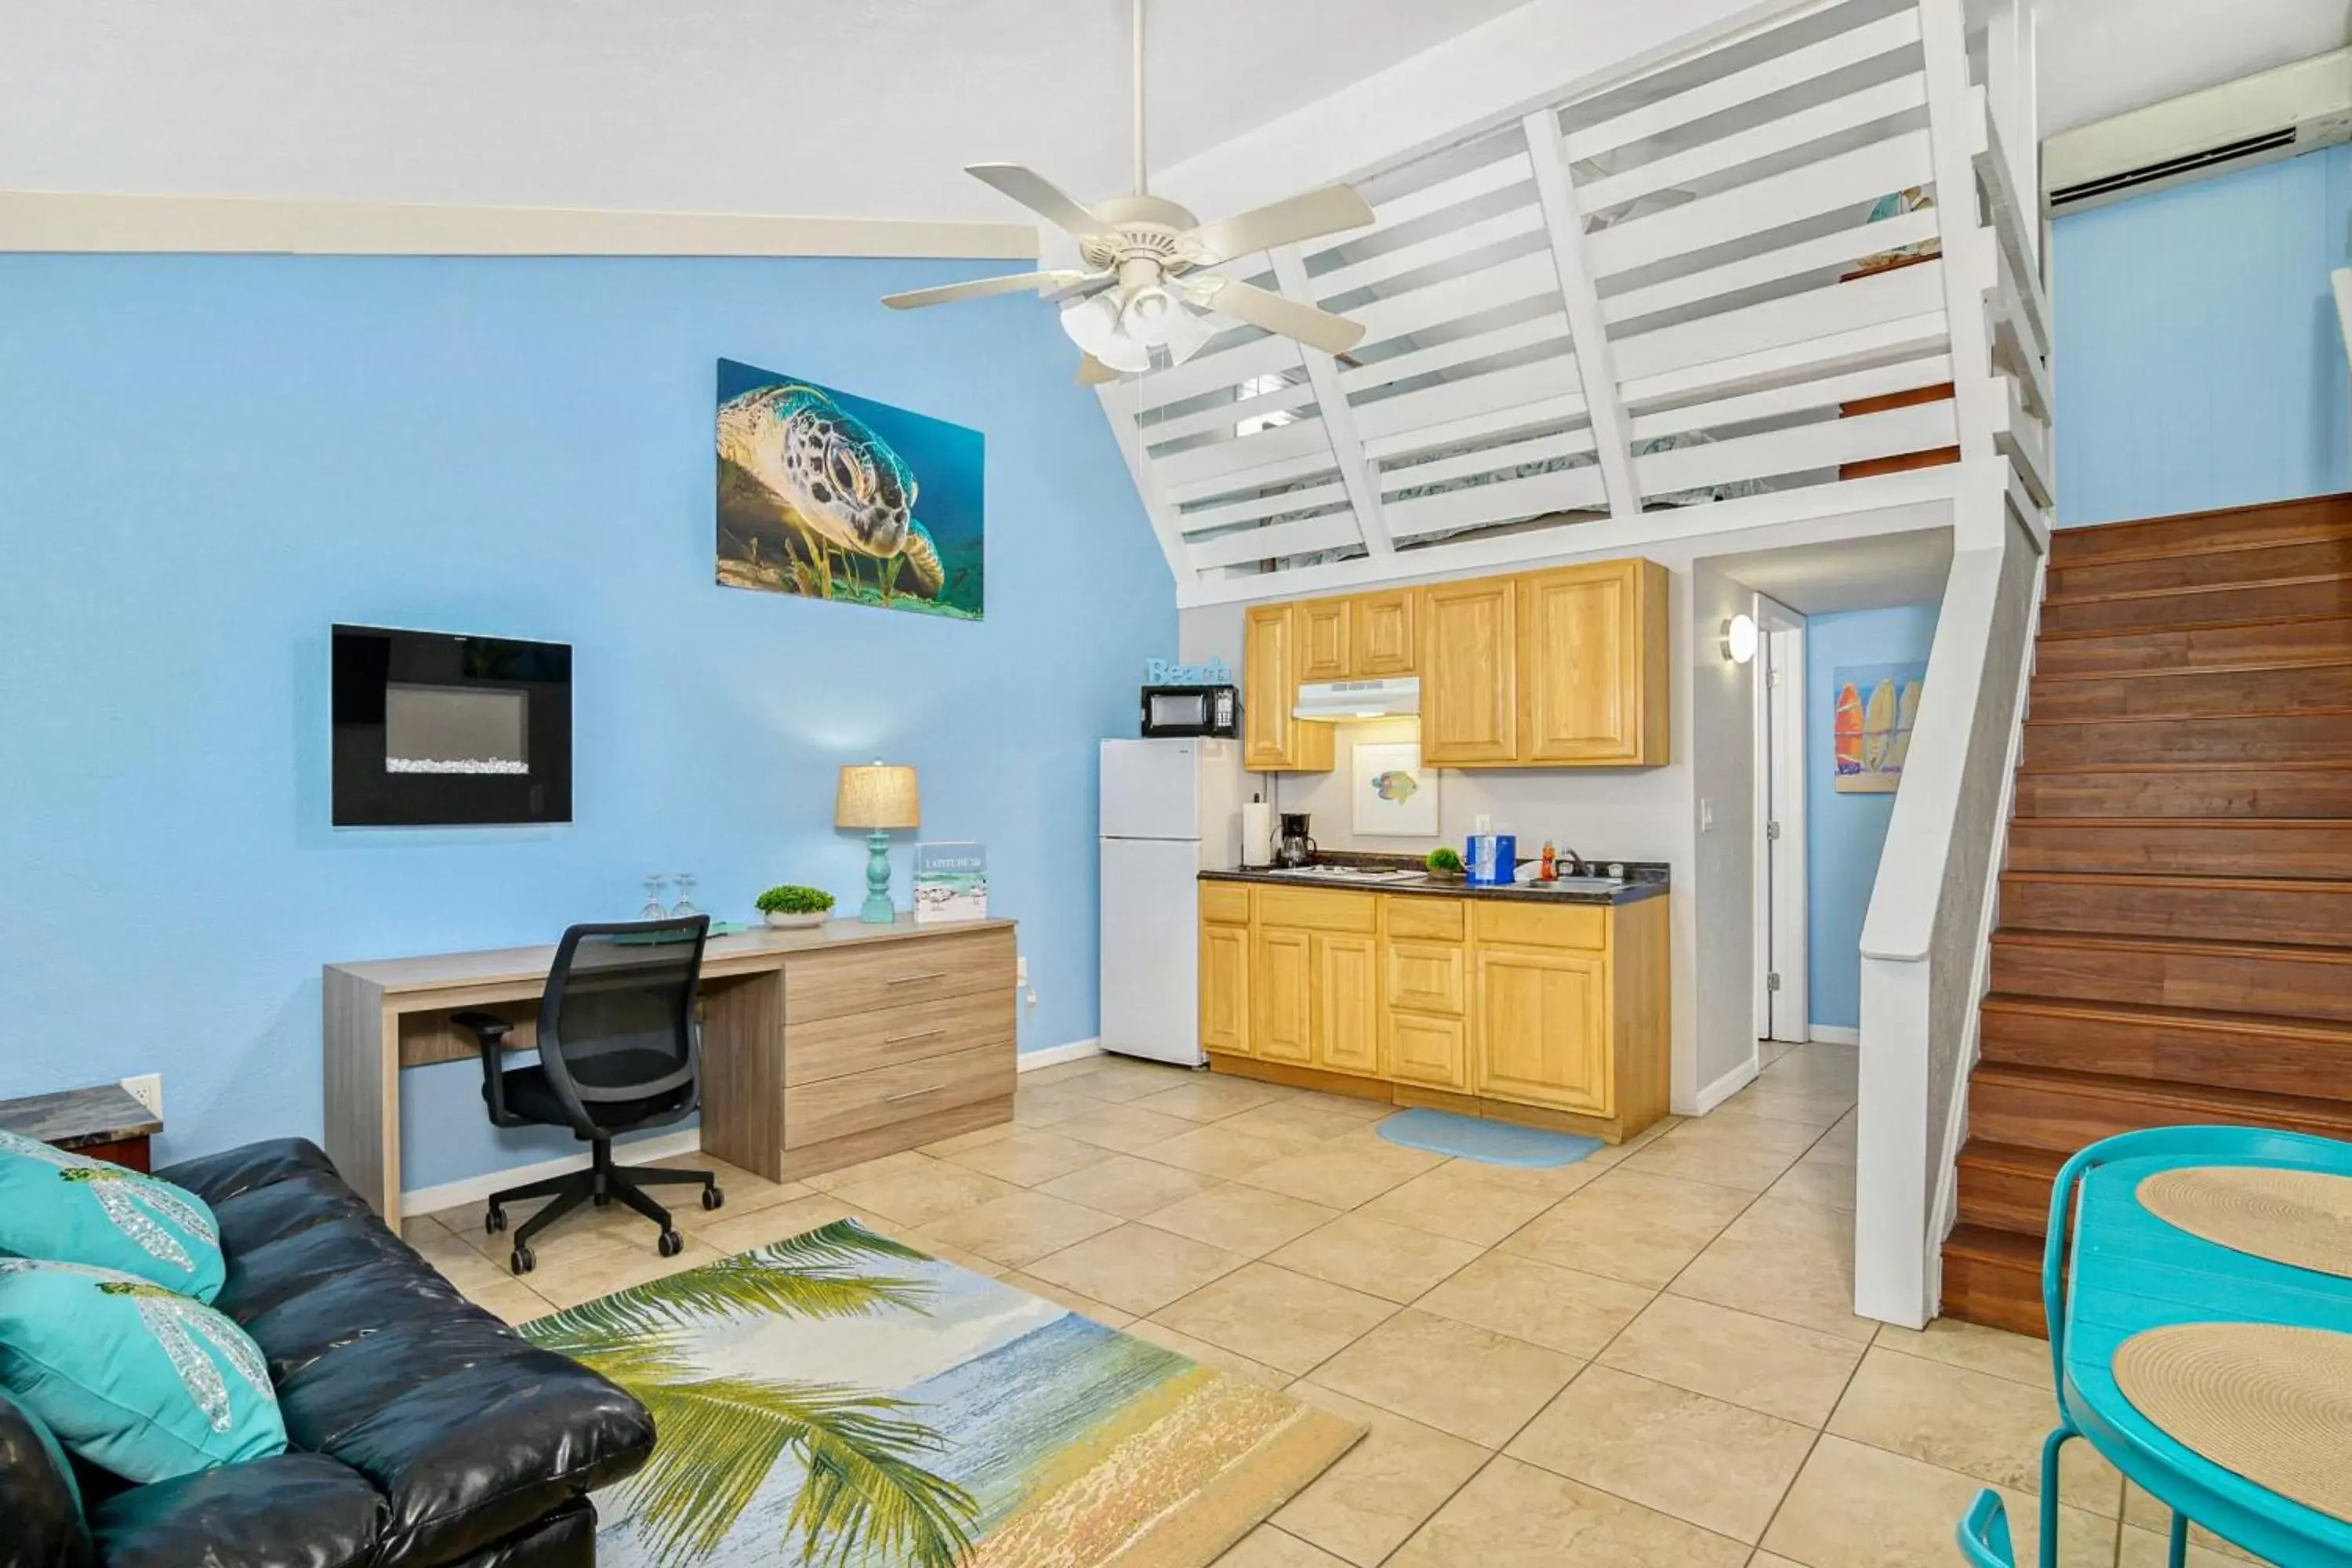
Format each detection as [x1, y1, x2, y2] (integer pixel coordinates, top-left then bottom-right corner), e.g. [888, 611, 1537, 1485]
[416, 1040, 2267, 1567]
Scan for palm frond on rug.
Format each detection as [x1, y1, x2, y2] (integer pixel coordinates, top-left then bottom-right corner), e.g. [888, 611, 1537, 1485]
[526, 1221, 977, 1568]
[524, 1218, 1362, 1568]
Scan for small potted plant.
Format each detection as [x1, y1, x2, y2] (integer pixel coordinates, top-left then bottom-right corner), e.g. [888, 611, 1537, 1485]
[1424, 847, 1465, 882]
[755, 884, 836, 929]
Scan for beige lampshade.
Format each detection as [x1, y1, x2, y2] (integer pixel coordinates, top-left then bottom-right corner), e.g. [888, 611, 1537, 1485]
[835, 762, 920, 829]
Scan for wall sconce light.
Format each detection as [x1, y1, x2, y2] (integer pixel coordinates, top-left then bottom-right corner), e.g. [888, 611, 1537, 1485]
[1720, 613, 1759, 665]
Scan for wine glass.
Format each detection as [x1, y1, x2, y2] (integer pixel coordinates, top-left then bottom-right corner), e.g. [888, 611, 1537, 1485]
[671, 873, 699, 919]
[640, 874, 670, 919]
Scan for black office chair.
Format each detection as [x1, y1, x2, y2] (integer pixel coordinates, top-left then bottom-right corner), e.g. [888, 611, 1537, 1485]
[456, 916, 725, 1276]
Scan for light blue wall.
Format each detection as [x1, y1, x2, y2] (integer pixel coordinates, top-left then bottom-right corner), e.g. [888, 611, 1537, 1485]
[2054, 143, 2352, 528]
[0, 254, 1174, 1187]
[1806, 604, 1941, 1032]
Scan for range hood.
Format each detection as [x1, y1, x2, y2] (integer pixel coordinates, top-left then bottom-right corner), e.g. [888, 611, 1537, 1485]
[1294, 677, 1421, 721]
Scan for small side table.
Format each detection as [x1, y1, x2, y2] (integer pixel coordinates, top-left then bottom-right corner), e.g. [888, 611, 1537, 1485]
[0, 1083, 162, 1171]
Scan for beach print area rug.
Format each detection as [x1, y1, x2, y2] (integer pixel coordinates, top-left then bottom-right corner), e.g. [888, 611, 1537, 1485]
[521, 1218, 1361, 1568]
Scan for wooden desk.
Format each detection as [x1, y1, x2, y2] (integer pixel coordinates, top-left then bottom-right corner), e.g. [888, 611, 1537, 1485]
[323, 916, 1017, 1233]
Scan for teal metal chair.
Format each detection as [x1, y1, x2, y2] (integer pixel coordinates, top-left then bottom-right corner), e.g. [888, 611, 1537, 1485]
[2028, 1123, 2352, 1568]
[1958, 1490, 2014, 1566]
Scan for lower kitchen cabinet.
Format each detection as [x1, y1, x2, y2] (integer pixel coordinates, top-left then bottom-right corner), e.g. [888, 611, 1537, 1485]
[1387, 1011, 1468, 1091]
[1475, 946, 1608, 1113]
[1198, 882, 1671, 1141]
[1312, 932, 1382, 1077]
[1199, 922, 1249, 1055]
[1252, 927, 1316, 1065]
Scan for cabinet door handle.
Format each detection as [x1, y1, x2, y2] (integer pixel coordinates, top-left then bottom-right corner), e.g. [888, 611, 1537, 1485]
[887, 971, 947, 986]
[885, 1027, 947, 1046]
[884, 1083, 946, 1104]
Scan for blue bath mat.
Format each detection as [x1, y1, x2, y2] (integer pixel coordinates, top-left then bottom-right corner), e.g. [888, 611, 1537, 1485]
[1375, 1108, 1605, 1168]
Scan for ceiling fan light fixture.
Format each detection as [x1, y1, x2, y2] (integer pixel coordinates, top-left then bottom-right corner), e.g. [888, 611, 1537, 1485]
[1160, 301, 1215, 366]
[1059, 293, 1150, 373]
[1119, 285, 1178, 345]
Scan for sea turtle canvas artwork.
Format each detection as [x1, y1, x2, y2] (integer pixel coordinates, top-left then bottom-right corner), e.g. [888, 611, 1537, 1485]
[716, 359, 984, 619]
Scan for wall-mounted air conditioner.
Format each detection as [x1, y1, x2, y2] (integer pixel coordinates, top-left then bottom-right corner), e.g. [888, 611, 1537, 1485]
[2044, 47, 2352, 215]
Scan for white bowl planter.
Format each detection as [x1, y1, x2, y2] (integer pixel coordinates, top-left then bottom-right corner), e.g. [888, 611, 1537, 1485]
[762, 909, 830, 929]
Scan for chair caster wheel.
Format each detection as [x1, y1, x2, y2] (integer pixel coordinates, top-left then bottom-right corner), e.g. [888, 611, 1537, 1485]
[702, 1185, 725, 1211]
[510, 1244, 535, 1275]
[485, 1207, 508, 1235]
[657, 1229, 684, 1258]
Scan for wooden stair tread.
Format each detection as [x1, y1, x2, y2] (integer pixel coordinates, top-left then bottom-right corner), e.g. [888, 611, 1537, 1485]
[2042, 571, 2352, 608]
[2038, 609, 2352, 642]
[2045, 494, 2352, 570]
[2024, 704, 2352, 725]
[1943, 1222, 2044, 1266]
[2018, 758, 2352, 775]
[1980, 993, 2352, 1042]
[1991, 928, 2352, 966]
[2034, 655, 2352, 683]
[1956, 1140, 2067, 1180]
[2002, 869, 2352, 893]
[1969, 1062, 2352, 1134]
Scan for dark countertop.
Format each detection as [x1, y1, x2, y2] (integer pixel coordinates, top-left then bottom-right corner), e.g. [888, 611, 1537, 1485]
[1202, 855, 1668, 906]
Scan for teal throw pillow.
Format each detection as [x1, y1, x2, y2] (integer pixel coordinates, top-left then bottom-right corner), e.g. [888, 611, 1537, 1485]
[0, 1129, 225, 1302]
[0, 1258, 287, 1483]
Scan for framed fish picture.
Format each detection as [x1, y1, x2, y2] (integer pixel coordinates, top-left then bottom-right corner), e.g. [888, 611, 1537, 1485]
[1353, 741, 1438, 837]
[715, 358, 983, 619]
[1832, 660, 1925, 793]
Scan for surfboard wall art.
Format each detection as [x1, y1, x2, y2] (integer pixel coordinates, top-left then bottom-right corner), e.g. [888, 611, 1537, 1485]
[1832, 661, 1925, 794]
[715, 359, 984, 620]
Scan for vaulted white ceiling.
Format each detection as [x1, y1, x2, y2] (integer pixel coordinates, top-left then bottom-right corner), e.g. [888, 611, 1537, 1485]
[0, 0, 1526, 219]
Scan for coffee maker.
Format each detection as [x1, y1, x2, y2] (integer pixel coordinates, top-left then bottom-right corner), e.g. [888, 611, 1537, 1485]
[1276, 812, 1316, 868]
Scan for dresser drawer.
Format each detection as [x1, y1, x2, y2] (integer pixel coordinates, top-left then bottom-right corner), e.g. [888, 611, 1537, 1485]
[784, 1040, 1014, 1149]
[786, 989, 1015, 1084]
[785, 928, 1013, 1022]
[1473, 902, 1606, 951]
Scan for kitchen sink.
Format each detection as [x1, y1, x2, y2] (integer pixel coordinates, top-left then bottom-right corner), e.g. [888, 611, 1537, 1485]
[1522, 877, 1628, 893]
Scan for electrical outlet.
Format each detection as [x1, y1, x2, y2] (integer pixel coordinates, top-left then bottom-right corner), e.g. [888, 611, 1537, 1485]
[121, 1074, 163, 1119]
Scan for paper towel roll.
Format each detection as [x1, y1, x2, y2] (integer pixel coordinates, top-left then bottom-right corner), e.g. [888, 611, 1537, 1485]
[1240, 800, 1274, 867]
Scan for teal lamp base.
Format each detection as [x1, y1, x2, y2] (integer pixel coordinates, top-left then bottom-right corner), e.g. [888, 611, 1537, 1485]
[860, 828, 896, 923]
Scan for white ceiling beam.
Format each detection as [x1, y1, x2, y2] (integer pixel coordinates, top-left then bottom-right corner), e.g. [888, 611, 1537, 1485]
[1091, 384, 1194, 588]
[1523, 109, 1642, 521]
[1270, 244, 1392, 556]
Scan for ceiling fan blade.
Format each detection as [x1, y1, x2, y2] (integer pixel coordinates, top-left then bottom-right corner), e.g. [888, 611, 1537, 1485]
[1040, 272, 1120, 305]
[881, 270, 1087, 310]
[1187, 183, 1375, 263]
[1189, 276, 1365, 357]
[966, 163, 1109, 237]
[1076, 354, 1123, 386]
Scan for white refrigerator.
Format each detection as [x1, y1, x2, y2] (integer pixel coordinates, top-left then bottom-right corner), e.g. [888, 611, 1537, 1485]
[1099, 738, 1243, 1066]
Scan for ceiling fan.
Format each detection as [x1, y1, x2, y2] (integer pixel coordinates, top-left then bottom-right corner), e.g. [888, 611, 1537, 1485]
[880, 0, 1374, 384]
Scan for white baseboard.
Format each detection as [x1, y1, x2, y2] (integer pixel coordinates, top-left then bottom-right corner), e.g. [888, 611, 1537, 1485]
[399, 1130, 703, 1217]
[402, 1040, 1100, 1214]
[1693, 1057, 1762, 1115]
[1809, 1024, 1861, 1046]
[1018, 1038, 1103, 1072]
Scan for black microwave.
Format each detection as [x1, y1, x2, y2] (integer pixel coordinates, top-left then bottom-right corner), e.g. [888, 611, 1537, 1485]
[1141, 684, 1240, 738]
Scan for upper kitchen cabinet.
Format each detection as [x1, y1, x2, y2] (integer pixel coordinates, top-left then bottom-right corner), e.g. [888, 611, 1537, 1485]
[1420, 579, 1519, 766]
[1243, 604, 1334, 773]
[1296, 598, 1351, 682]
[1348, 590, 1417, 677]
[1516, 559, 1671, 767]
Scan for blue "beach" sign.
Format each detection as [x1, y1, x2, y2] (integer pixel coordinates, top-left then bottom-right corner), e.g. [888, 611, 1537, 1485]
[1145, 658, 1232, 686]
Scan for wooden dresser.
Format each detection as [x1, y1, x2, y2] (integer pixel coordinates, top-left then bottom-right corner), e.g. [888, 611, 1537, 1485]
[322, 915, 1018, 1231]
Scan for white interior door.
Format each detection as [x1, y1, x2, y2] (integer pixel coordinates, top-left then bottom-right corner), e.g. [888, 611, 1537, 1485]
[1754, 601, 1810, 1044]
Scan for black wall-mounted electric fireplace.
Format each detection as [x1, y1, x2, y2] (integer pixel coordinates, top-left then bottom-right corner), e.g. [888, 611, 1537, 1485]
[331, 625, 572, 826]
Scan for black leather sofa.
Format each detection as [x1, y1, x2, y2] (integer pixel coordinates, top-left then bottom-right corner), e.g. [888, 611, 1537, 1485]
[0, 1138, 654, 1568]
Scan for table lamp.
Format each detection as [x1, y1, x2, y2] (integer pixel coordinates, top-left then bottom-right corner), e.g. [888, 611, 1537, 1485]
[835, 761, 920, 923]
